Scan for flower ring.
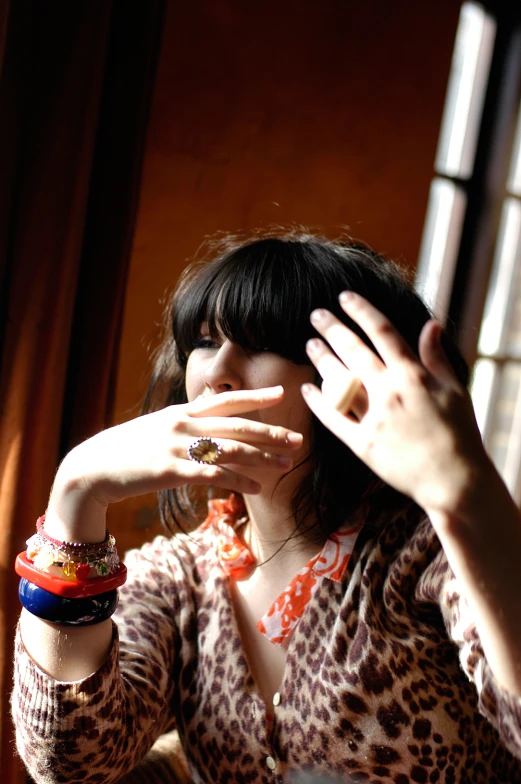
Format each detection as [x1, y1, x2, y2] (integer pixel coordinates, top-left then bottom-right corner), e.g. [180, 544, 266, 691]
[187, 437, 223, 465]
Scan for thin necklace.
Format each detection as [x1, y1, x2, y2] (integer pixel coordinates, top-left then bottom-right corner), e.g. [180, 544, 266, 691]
[241, 517, 323, 569]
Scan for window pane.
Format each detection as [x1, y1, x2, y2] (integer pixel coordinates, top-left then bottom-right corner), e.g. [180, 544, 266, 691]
[505, 241, 521, 356]
[435, 2, 496, 179]
[478, 198, 521, 357]
[470, 357, 497, 438]
[415, 178, 466, 320]
[508, 100, 521, 197]
[485, 361, 521, 498]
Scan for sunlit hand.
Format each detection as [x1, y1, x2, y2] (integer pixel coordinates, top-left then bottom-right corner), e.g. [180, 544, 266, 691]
[301, 291, 490, 517]
[46, 387, 303, 541]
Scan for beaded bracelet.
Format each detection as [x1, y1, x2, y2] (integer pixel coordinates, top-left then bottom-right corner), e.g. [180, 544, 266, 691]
[36, 516, 111, 550]
[26, 515, 119, 579]
[15, 552, 127, 598]
[18, 578, 118, 626]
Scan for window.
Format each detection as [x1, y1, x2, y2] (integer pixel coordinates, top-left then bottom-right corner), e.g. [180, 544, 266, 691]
[473, 122, 521, 501]
[415, 1, 521, 503]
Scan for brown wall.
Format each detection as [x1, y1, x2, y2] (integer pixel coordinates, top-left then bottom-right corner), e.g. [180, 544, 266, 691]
[109, 0, 461, 546]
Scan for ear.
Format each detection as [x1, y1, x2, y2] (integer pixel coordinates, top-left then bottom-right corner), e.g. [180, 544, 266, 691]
[418, 320, 460, 387]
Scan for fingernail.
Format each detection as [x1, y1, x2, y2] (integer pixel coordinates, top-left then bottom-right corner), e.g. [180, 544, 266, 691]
[339, 291, 353, 304]
[277, 455, 292, 468]
[258, 385, 283, 397]
[301, 383, 314, 395]
[310, 308, 327, 323]
[286, 432, 303, 446]
[306, 338, 321, 354]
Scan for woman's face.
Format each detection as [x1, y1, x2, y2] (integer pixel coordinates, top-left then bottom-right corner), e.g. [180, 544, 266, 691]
[185, 323, 315, 454]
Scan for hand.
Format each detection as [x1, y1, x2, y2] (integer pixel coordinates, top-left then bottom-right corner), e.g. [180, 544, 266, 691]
[47, 386, 303, 540]
[301, 292, 489, 517]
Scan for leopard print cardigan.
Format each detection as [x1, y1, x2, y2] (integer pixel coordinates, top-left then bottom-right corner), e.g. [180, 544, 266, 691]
[12, 505, 521, 783]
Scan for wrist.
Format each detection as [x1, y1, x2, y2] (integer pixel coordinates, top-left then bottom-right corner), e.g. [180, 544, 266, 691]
[46, 449, 108, 543]
[424, 452, 511, 534]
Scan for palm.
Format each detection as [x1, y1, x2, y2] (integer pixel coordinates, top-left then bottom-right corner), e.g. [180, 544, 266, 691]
[302, 294, 487, 515]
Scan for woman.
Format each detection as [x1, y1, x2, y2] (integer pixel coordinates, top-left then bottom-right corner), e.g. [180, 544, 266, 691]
[12, 234, 521, 783]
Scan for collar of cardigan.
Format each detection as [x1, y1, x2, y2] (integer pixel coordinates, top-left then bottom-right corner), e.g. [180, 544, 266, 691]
[201, 495, 366, 646]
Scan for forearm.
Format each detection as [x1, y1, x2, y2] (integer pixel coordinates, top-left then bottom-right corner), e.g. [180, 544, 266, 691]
[14, 545, 178, 782]
[13, 620, 142, 784]
[19, 609, 113, 681]
[17, 449, 115, 679]
[427, 458, 521, 696]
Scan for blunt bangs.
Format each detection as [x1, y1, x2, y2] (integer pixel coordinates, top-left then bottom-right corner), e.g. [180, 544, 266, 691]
[171, 238, 385, 369]
[172, 239, 326, 367]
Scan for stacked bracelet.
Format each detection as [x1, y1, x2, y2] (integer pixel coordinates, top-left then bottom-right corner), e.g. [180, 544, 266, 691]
[15, 516, 126, 624]
[25, 515, 120, 579]
[18, 578, 118, 626]
[15, 552, 127, 598]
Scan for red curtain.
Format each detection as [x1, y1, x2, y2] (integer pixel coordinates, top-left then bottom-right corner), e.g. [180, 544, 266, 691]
[0, 2, 164, 779]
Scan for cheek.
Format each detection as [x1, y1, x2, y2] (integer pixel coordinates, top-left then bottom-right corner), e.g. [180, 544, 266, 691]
[285, 366, 316, 433]
[259, 365, 316, 430]
[184, 355, 205, 402]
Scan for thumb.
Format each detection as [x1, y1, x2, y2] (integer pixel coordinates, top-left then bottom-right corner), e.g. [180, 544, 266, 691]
[418, 320, 459, 387]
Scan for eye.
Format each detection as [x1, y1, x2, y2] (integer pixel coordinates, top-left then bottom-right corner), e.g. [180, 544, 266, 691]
[191, 337, 220, 350]
[250, 345, 273, 354]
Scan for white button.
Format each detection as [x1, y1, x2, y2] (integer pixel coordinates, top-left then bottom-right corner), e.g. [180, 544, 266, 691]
[272, 692, 281, 706]
[266, 756, 276, 770]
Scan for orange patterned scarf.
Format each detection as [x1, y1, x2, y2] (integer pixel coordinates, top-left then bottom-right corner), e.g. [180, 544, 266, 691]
[201, 495, 365, 647]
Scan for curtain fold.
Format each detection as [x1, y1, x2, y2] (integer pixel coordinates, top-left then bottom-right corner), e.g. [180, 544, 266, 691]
[0, 2, 164, 780]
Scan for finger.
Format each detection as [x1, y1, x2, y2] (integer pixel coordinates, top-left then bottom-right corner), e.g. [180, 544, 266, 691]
[338, 291, 418, 367]
[301, 383, 366, 457]
[172, 416, 303, 449]
[309, 309, 384, 383]
[305, 339, 368, 418]
[186, 386, 286, 418]
[183, 437, 294, 471]
[418, 320, 460, 389]
[178, 461, 262, 495]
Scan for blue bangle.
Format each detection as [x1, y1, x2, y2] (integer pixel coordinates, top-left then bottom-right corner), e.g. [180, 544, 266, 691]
[18, 578, 118, 626]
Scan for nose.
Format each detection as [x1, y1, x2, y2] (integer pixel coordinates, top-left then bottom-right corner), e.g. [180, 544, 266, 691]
[204, 340, 244, 393]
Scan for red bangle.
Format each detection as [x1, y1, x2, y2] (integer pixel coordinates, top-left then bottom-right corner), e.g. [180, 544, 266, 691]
[14, 552, 127, 598]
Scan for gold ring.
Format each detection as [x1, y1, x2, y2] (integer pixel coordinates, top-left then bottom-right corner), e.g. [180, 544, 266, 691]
[187, 437, 222, 465]
[325, 376, 364, 415]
